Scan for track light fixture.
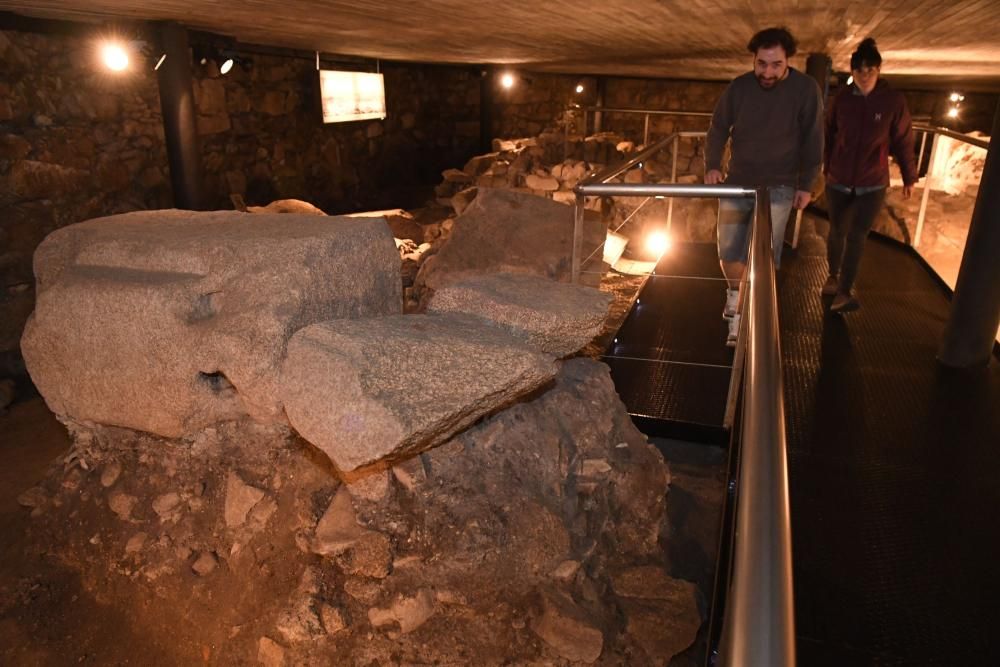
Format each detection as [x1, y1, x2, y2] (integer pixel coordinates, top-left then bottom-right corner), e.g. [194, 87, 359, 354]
[193, 45, 248, 75]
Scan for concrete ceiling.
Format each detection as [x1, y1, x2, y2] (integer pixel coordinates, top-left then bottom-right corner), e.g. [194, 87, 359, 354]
[3, 0, 1000, 87]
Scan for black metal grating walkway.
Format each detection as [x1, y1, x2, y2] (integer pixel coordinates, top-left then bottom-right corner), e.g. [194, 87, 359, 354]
[602, 243, 733, 442]
[780, 217, 1000, 665]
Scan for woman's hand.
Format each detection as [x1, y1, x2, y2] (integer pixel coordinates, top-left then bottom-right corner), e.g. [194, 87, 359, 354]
[793, 190, 812, 209]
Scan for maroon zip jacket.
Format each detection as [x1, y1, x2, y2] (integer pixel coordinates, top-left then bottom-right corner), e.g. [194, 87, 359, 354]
[824, 79, 918, 188]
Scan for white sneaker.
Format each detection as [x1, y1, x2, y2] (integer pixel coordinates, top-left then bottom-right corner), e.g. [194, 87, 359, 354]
[723, 288, 739, 319]
[726, 313, 741, 347]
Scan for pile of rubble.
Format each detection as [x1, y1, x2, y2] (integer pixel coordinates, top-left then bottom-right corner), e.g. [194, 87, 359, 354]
[18, 358, 699, 665]
[13, 201, 702, 664]
[431, 129, 716, 259]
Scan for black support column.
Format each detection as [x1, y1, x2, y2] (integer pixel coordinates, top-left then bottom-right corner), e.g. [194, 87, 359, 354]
[806, 53, 832, 104]
[939, 100, 1000, 367]
[479, 67, 495, 154]
[592, 76, 606, 134]
[156, 22, 204, 210]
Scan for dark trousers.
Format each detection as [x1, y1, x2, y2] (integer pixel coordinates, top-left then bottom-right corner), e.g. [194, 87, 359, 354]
[825, 185, 887, 293]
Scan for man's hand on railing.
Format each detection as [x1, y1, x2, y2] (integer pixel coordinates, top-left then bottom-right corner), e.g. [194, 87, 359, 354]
[793, 190, 811, 210]
[705, 169, 723, 184]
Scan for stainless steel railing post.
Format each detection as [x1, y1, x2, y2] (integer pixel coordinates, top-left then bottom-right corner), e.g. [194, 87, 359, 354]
[572, 192, 585, 284]
[915, 132, 940, 248]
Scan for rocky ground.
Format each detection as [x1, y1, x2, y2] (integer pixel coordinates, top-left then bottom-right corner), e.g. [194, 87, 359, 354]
[0, 128, 740, 666]
[1, 354, 723, 666]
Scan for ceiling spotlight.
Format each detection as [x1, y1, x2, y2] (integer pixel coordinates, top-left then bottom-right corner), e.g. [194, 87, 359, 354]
[500, 72, 515, 89]
[947, 107, 959, 119]
[101, 41, 130, 72]
[220, 58, 234, 75]
[575, 83, 584, 94]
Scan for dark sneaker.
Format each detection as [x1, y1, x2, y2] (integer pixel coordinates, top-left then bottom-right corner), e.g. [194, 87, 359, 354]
[830, 292, 860, 313]
[821, 275, 839, 296]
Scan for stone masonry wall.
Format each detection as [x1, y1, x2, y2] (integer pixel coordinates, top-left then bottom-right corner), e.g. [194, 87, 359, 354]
[0, 28, 481, 371]
[193, 58, 482, 213]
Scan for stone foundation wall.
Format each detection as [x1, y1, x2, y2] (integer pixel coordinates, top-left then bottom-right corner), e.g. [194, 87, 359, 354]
[0, 28, 480, 368]
[193, 58, 482, 213]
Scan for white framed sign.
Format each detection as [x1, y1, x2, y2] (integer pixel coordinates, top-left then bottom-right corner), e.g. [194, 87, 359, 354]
[319, 70, 386, 124]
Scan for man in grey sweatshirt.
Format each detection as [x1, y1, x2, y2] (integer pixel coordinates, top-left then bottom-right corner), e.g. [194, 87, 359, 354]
[705, 26, 823, 346]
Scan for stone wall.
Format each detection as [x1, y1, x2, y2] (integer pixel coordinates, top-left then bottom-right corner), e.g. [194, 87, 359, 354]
[0, 27, 481, 370]
[1, 30, 172, 371]
[193, 58, 482, 213]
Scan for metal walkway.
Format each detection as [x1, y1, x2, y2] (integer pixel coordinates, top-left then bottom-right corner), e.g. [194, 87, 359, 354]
[602, 242, 734, 444]
[606, 218, 1000, 665]
[782, 220, 1000, 665]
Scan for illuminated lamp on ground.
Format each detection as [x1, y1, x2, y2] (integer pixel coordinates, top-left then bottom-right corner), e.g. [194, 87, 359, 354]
[646, 230, 672, 258]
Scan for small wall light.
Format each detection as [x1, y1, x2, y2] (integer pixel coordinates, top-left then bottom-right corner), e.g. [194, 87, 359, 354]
[846, 75, 854, 86]
[575, 83, 584, 94]
[947, 107, 959, 119]
[220, 57, 235, 75]
[949, 92, 965, 103]
[500, 72, 515, 89]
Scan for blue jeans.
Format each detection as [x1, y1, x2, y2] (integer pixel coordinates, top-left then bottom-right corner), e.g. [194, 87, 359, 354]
[717, 186, 795, 268]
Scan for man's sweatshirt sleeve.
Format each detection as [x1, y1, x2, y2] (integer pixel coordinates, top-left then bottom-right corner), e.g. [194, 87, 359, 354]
[706, 84, 733, 173]
[798, 79, 824, 191]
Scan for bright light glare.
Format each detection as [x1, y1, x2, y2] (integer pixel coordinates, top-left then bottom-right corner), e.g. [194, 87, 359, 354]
[947, 107, 959, 118]
[949, 92, 964, 102]
[500, 73, 515, 89]
[575, 83, 584, 93]
[220, 58, 234, 75]
[101, 42, 129, 71]
[846, 75, 854, 86]
[646, 231, 671, 256]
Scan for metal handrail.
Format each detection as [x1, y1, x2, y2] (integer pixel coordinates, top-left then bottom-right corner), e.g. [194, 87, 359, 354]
[720, 187, 796, 667]
[913, 124, 989, 150]
[568, 104, 712, 145]
[572, 178, 795, 667]
[572, 104, 713, 118]
[581, 131, 706, 186]
[910, 124, 989, 248]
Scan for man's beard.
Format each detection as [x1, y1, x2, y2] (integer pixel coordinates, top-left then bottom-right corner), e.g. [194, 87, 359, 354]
[756, 74, 779, 89]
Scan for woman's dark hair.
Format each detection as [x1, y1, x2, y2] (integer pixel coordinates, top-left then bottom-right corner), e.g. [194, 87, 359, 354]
[850, 37, 882, 70]
[747, 27, 797, 58]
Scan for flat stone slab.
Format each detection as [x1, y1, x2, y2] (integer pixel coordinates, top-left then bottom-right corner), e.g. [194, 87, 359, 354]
[22, 209, 400, 437]
[426, 273, 611, 357]
[281, 313, 557, 471]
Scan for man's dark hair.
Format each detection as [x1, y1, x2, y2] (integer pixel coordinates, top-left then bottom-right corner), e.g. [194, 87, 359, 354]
[850, 37, 882, 70]
[747, 27, 797, 58]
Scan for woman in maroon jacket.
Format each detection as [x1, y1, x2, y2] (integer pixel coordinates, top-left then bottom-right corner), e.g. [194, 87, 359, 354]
[823, 38, 918, 312]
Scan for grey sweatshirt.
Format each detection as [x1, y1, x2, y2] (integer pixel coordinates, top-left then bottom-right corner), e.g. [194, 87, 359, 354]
[706, 68, 823, 190]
